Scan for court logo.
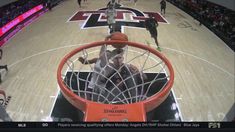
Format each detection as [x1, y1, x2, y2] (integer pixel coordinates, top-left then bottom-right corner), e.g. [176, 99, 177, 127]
[68, 7, 168, 30]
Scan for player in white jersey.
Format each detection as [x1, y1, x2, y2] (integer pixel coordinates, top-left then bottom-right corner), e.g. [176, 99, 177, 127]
[78, 44, 112, 98]
[105, 4, 117, 34]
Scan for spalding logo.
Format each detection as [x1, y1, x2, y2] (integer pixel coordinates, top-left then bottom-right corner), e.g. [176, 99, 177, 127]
[104, 106, 127, 114]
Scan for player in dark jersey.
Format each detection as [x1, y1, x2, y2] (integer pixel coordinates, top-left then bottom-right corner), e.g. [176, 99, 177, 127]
[47, 0, 52, 11]
[160, 0, 166, 15]
[77, 0, 82, 8]
[144, 15, 161, 51]
[106, 48, 147, 103]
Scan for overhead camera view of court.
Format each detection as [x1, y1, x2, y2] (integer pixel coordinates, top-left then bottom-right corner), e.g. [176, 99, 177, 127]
[0, 0, 234, 122]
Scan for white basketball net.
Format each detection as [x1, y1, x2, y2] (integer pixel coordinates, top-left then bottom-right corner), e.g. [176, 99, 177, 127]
[60, 44, 171, 104]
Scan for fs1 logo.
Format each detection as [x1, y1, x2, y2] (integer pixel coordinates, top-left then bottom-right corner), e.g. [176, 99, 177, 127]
[68, 6, 168, 30]
[208, 123, 221, 128]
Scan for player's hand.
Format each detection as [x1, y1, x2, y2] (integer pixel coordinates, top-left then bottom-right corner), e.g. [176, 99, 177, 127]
[78, 57, 85, 63]
[129, 64, 138, 73]
[105, 34, 113, 41]
[105, 36, 110, 41]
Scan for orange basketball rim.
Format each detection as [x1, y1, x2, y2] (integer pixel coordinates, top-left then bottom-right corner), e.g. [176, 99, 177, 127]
[57, 40, 174, 122]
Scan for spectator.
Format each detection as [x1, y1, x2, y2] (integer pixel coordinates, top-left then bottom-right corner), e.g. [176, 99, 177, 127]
[167, 0, 235, 51]
[0, 90, 12, 121]
[47, 0, 52, 11]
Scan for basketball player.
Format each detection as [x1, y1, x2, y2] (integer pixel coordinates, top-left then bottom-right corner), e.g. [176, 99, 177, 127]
[78, 47, 147, 103]
[105, 4, 117, 34]
[0, 49, 8, 83]
[107, 48, 147, 103]
[78, 44, 113, 100]
[80, 47, 144, 103]
[77, 0, 82, 8]
[134, 0, 138, 6]
[107, 0, 121, 9]
[160, 0, 166, 15]
[144, 15, 161, 51]
[107, 0, 116, 8]
[78, 33, 128, 98]
[102, 31, 146, 103]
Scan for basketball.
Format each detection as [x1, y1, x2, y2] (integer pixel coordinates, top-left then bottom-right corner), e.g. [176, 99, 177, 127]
[109, 32, 128, 48]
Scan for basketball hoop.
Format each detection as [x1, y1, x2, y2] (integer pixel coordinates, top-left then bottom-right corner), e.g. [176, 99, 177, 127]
[57, 40, 174, 122]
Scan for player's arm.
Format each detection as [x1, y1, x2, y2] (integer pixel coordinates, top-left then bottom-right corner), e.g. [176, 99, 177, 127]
[105, 34, 112, 41]
[107, 2, 111, 7]
[156, 23, 159, 27]
[101, 65, 115, 80]
[99, 44, 108, 57]
[114, 9, 117, 17]
[129, 64, 148, 80]
[155, 20, 159, 27]
[78, 57, 98, 64]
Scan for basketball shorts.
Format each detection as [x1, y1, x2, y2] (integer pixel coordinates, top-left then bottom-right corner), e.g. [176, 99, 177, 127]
[149, 29, 158, 38]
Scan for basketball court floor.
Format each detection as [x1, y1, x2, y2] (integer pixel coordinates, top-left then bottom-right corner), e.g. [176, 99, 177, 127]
[0, 0, 234, 121]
